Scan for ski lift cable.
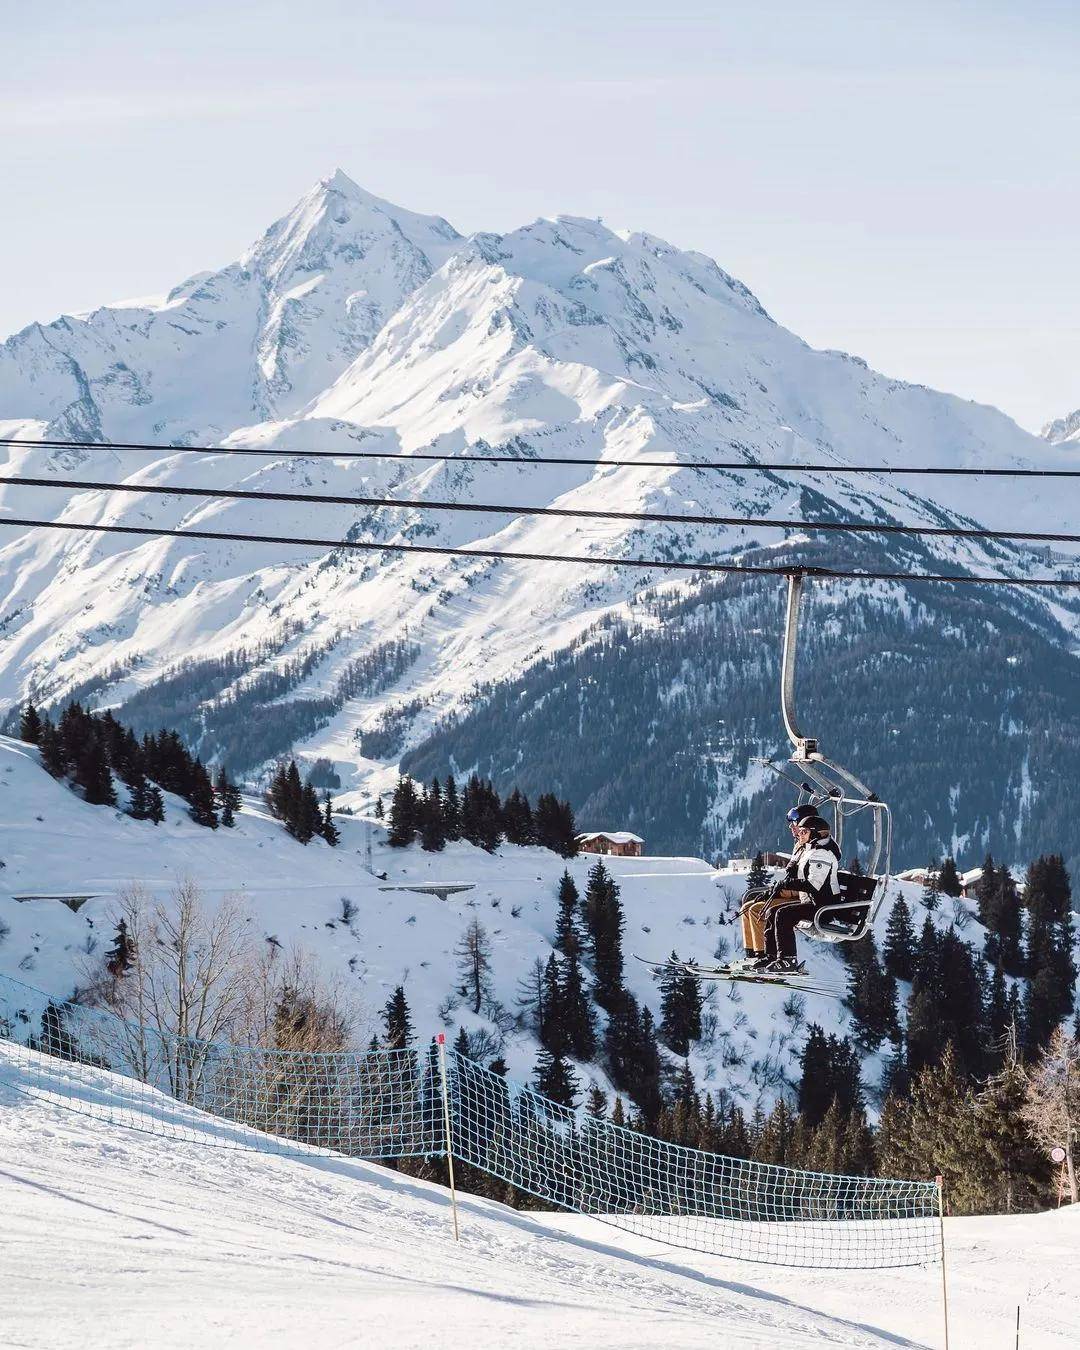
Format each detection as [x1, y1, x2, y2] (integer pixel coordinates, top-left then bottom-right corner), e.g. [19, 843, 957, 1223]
[3, 435, 1080, 479]
[0, 514, 1078, 586]
[1, 472, 1080, 546]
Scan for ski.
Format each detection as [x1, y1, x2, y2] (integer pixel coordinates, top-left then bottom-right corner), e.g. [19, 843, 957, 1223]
[633, 954, 843, 999]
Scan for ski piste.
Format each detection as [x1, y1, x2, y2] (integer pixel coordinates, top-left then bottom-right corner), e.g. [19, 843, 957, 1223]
[633, 954, 844, 999]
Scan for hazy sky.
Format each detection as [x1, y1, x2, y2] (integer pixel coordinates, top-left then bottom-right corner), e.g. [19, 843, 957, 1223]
[5, 1, 1079, 431]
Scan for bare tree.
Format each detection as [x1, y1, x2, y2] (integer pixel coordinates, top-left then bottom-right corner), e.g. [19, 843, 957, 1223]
[1022, 1026, 1080, 1204]
[455, 917, 492, 1015]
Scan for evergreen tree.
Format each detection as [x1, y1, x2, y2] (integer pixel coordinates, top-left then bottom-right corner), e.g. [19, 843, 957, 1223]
[373, 795, 385, 821]
[973, 1031, 1049, 1212]
[187, 761, 219, 828]
[539, 953, 567, 1055]
[534, 1047, 579, 1108]
[560, 946, 596, 1062]
[382, 985, 414, 1049]
[214, 766, 241, 827]
[39, 718, 65, 778]
[659, 954, 703, 1057]
[584, 1082, 608, 1119]
[419, 782, 446, 852]
[147, 784, 166, 825]
[845, 934, 899, 1052]
[745, 850, 770, 892]
[882, 895, 917, 982]
[387, 776, 421, 847]
[75, 732, 116, 807]
[534, 793, 579, 857]
[554, 870, 582, 956]
[977, 855, 1023, 974]
[937, 856, 963, 897]
[797, 1025, 863, 1127]
[1022, 855, 1076, 1053]
[919, 867, 941, 913]
[105, 918, 136, 981]
[442, 775, 461, 840]
[266, 762, 291, 820]
[501, 788, 535, 846]
[583, 860, 625, 1011]
[127, 772, 151, 821]
[19, 701, 43, 745]
[321, 792, 341, 847]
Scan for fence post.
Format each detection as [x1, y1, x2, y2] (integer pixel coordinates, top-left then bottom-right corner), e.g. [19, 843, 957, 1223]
[936, 1175, 950, 1350]
[436, 1033, 460, 1242]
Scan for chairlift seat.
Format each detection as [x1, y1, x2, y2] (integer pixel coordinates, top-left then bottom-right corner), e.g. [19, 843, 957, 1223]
[798, 872, 887, 943]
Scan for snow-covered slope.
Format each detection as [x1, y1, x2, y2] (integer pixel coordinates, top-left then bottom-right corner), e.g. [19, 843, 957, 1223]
[0, 170, 460, 445]
[1043, 406, 1080, 445]
[3, 1040, 1077, 1349]
[2, 174, 1079, 863]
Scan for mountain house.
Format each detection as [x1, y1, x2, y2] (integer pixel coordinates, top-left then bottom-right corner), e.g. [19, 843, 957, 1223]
[577, 831, 644, 858]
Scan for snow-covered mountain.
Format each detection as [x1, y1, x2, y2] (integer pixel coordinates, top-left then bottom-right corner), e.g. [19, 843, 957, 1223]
[1043, 407, 1080, 445]
[2, 171, 1079, 868]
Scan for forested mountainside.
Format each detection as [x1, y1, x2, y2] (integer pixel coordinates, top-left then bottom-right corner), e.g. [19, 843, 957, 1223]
[403, 537, 1080, 877]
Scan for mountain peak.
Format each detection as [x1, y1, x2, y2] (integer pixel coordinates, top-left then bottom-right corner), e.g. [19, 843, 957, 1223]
[1042, 407, 1080, 445]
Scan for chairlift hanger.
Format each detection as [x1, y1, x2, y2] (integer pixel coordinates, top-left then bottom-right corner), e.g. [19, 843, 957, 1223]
[760, 570, 893, 943]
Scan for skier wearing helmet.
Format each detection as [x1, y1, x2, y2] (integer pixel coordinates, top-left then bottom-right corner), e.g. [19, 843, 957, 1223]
[762, 814, 842, 973]
[736, 806, 842, 974]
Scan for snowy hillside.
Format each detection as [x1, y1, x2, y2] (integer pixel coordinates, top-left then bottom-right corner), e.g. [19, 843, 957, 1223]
[3, 1039, 1077, 1349]
[0, 732, 855, 1107]
[2, 171, 1080, 867]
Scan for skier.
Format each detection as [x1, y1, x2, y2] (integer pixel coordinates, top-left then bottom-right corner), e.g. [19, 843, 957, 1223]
[762, 814, 842, 973]
[736, 808, 841, 973]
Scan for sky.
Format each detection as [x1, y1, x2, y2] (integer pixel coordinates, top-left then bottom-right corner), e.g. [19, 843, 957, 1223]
[4, 0, 1079, 432]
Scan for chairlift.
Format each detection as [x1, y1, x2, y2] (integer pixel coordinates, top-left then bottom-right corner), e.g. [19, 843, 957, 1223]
[756, 572, 893, 943]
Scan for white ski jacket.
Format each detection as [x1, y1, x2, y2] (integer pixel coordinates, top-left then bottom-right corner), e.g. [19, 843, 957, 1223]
[791, 843, 842, 904]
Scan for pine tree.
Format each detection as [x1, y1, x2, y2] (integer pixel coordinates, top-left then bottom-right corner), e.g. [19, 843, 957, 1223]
[583, 860, 625, 1011]
[659, 954, 703, 1056]
[147, 784, 165, 825]
[534, 1047, 578, 1108]
[419, 783, 446, 852]
[321, 792, 341, 846]
[883, 895, 917, 982]
[214, 766, 241, 827]
[977, 855, 1023, 974]
[387, 776, 421, 847]
[973, 1030, 1049, 1212]
[1022, 855, 1076, 1053]
[441, 775, 461, 840]
[937, 856, 962, 897]
[534, 793, 579, 857]
[105, 918, 135, 981]
[373, 795, 385, 821]
[266, 762, 291, 819]
[18, 701, 43, 745]
[76, 732, 116, 807]
[127, 772, 151, 821]
[797, 1025, 863, 1127]
[554, 870, 582, 956]
[539, 954, 567, 1055]
[382, 986, 414, 1049]
[501, 788, 535, 846]
[845, 934, 899, 1052]
[39, 718, 65, 777]
[584, 1082, 608, 1119]
[920, 867, 941, 913]
[560, 946, 596, 1061]
[745, 850, 770, 892]
[187, 761, 219, 828]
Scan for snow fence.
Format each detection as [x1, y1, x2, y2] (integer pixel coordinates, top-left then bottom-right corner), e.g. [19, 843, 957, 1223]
[0, 973, 939, 1269]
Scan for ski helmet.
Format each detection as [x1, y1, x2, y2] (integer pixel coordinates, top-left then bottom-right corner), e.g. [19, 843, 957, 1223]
[799, 814, 831, 837]
[786, 804, 817, 824]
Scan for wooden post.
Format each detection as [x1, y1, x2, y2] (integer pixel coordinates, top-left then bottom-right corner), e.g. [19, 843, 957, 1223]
[436, 1033, 460, 1242]
[936, 1175, 950, 1350]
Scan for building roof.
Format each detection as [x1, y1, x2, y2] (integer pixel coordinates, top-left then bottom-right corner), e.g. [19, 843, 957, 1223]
[577, 831, 644, 845]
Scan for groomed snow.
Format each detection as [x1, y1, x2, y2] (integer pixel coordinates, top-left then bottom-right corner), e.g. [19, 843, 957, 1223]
[1, 1042, 1076, 1349]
